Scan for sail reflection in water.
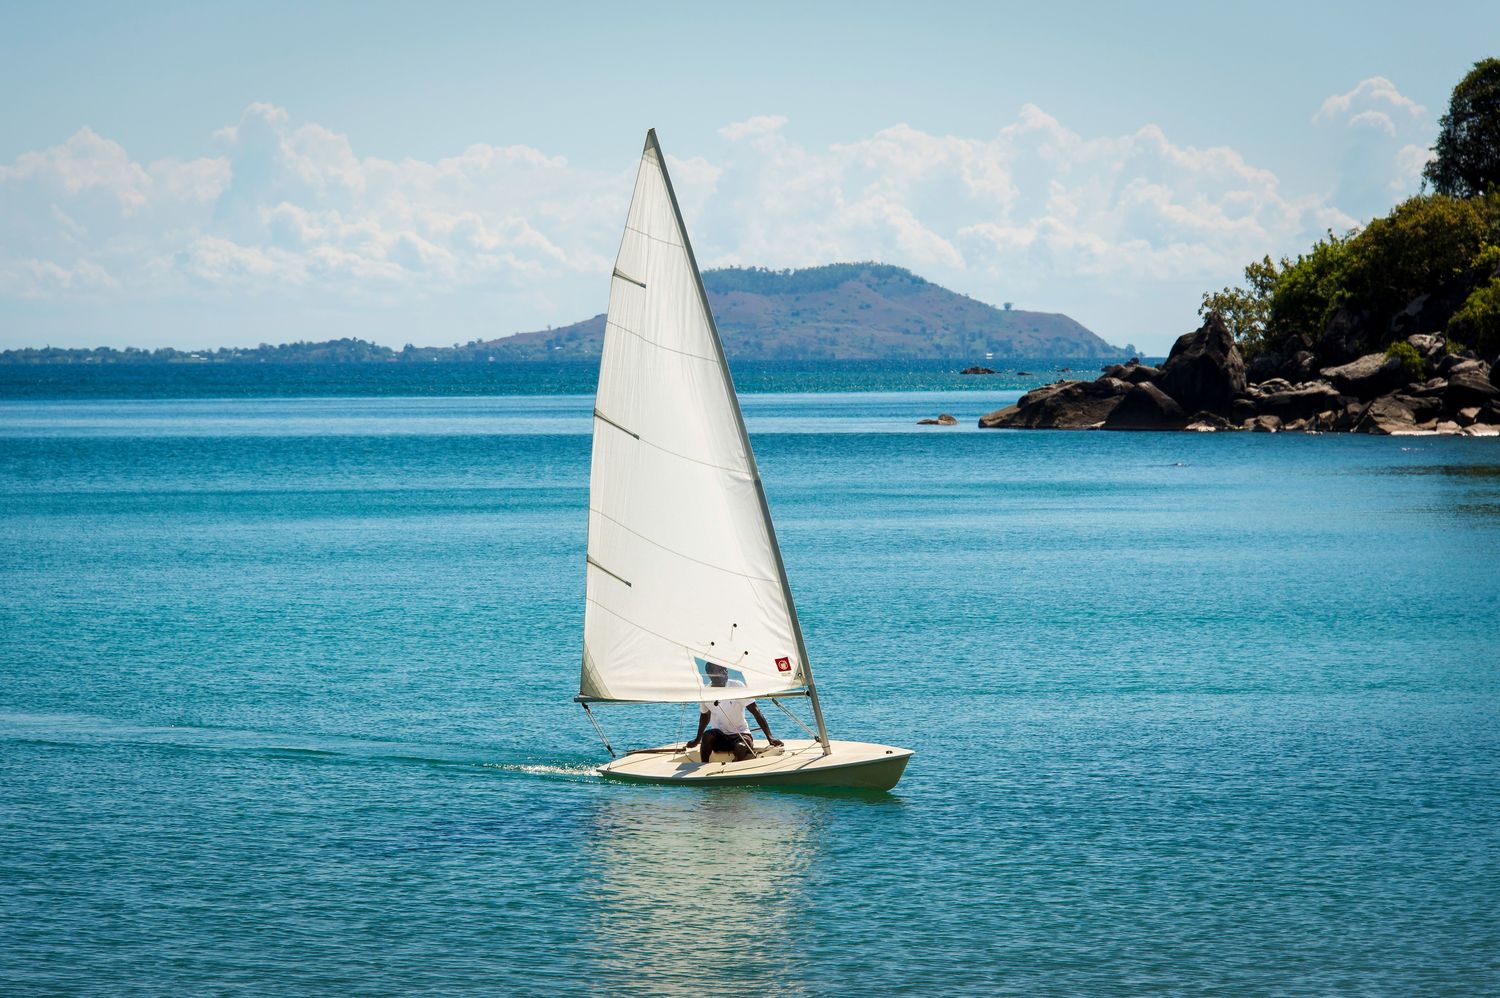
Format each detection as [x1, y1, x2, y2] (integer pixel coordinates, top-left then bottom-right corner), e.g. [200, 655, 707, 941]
[576, 792, 829, 996]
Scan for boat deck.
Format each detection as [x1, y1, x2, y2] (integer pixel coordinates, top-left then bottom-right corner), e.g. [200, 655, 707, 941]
[598, 738, 912, 790]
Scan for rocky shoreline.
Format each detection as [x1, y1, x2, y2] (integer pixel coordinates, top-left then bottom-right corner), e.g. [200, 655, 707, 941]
[977, 314, 1500, 436]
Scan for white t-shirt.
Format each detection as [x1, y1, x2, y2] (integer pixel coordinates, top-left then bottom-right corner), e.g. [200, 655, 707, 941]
[704, 679, 754, 734]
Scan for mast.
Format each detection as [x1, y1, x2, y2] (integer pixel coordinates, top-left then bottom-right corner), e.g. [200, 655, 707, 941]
[645, 129, 831, 753]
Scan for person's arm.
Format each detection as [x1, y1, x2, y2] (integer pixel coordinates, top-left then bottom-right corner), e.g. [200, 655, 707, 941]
[746, 703, 782, 747]
[686, 710, 710, 748]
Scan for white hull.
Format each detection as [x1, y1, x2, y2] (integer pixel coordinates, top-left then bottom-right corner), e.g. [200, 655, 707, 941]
[598, 738, 913, 791]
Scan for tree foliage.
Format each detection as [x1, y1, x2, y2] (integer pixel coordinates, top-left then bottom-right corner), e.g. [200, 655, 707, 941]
[1199, 256, 1279, 357]
[1384, 340, 1426, 382]
[1424, 58, 1500, 198]
[703, 263, 930, 296]
[1210, 191, 1500, 359]
[1449, 276, 1500, 357]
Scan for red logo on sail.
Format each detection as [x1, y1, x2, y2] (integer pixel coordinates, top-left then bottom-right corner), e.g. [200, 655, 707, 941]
[776, 656, 792, 672]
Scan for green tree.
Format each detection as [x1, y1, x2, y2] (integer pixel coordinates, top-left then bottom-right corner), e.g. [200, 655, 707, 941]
[1449, 276, 1500, 357]
[1424, 57, 1500, 198]
[1199, 255, 1279, 356]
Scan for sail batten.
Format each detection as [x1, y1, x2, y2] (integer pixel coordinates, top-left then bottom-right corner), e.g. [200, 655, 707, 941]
[580, 130, 808, 705]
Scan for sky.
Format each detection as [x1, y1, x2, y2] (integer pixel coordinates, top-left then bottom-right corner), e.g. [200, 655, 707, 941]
[1, 0, 1496, 354]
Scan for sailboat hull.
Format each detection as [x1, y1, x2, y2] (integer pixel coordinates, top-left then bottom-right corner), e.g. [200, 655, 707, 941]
[598, 738, 913, 791]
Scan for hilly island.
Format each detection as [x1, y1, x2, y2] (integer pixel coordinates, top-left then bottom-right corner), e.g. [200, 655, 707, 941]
[1, 263, 1127, 364]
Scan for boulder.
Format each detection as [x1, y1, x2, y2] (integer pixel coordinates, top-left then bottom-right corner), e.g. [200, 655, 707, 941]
[1230, 398, 1259, 424]
[1354, 395, 1440, 435]
[1102, 383, 1187, 430]
[1157, 314, 1246, 415]
[1279, 350, 1320, 383]
[1434, 421, 1463, 435]
[1321, 352, 1406, 399]
[1463, 423, 1500, 437]
[1407, 377, 1448, 399]
[1281, 332, 1316, 357]
[960, 366, 996, 375]
[1098, 358, 1163, 384]
[1446, 368, 1499, 410]
[1390, 278, 1480, 341]
[977, 404, 1021, 428]
[917, 413, 958, 426]
[1185, 411, 1234, 432]
[977, 378, 1128, 429]
[1318, 306, 1371, 365]
[1406, 334, 1445, 364]
[1334, 402, 1366, 431]
[1438, 354, 1487, 378]
[1254, 382, 1343, 422]
[1249, 415, 1282, 432]
[1456, 406, 1482, 427]
[1405, 394, 1443, 423]
[1246, 352, 1282, 385]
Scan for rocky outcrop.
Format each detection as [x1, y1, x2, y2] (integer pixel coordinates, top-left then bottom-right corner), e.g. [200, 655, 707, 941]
[1321, 353, 1407, 399]
[1100, 358, 1162, 384]
[960, 366, 996, 375]
[974, 310, 1500, 437]
[917, 413, 959, 425]
[1156, 314, 1245, 416]
[1354, 396, 1426, 435]
[1102, 383, 1187, 430]
[1447, 368, 1498, 409]
[978, 379, 1127, 429]
[1250, 382, 1343, 423]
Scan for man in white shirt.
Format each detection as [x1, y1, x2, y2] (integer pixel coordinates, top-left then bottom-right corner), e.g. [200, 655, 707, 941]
[686, 661, 784, 763]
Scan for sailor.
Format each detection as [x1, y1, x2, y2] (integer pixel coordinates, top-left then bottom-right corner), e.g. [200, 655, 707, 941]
[686, 662, 783, 762]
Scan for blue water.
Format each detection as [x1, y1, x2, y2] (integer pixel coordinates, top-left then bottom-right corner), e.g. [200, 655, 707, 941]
[2, 369, 1498, 995]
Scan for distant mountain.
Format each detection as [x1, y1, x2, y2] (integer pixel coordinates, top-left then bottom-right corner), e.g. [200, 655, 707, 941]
[0, 263, 1128, 365]
[489, 263, 1125, 360]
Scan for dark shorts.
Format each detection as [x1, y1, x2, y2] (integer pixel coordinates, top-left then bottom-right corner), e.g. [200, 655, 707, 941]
[705, 729, 753, 752]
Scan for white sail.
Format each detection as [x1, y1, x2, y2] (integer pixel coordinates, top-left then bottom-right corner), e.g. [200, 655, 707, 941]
[579, 131, 807, 705]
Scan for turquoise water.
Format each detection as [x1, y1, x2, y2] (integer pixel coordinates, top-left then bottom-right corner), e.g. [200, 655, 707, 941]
[2, 371, 1499, 995]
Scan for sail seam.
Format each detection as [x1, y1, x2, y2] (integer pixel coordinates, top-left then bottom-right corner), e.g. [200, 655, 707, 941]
[623, 223, 682, 248]
[589, 506, 779, 584]
[618, 428, 751, 477]
[605, 319, 718, 364]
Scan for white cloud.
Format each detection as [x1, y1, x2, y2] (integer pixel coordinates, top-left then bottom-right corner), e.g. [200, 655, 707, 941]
[0, 97, 1431, 350]
[1312, 76, 1433, 222]
[1315, 76, 1426, 125]
[718, 115, 789, 141]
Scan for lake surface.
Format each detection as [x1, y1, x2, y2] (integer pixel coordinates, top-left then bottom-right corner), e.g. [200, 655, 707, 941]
[2, 371, 1498, 995]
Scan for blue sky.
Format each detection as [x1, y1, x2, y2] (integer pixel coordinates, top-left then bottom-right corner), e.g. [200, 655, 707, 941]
[2, 0, 1495, 353]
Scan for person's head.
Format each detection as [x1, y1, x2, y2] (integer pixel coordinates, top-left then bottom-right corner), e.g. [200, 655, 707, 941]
[705, 662, 728, 687]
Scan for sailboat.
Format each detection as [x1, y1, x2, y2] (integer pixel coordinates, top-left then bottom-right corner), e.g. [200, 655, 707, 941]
[575, 130, 913, 791]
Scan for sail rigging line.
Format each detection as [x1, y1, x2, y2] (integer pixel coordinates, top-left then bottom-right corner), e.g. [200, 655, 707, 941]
[769, 698, 819, 741]
[580, 702, 617, 758]
[642, 129, 832, 753]
[588, 506, 780, 585]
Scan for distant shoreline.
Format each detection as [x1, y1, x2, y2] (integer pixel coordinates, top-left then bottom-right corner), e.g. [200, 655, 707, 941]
[0, 345, 1137, 367]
